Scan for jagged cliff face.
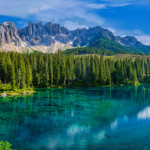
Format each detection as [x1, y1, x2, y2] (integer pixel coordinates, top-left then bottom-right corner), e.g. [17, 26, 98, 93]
[0, 22, 32, 52]
[18, 22, 71, 46]
[18, 22, 134, 47]
[0, 21, 145, 53]
[0, 21, 21, 46]
[118, 36, 143, 47]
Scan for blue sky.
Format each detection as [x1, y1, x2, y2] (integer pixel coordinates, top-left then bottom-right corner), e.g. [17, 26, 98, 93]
[0, 0, 150, 45]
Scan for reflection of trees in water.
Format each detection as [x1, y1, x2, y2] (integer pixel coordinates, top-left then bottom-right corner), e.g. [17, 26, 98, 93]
[0, 85, 149, 134]
[105, 84, 150, 103]
[0, 85, 150, 149]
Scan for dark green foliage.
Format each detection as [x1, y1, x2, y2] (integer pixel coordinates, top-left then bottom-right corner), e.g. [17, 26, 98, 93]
[89, 37, 150, 54]
[0, 52, 33, 90]
[0, 52, 150, 88]
[0, 141, 16, 150]
[89, 37, 132, 53]
[64, 37, 149, 55]
[63, 47, 116, 55]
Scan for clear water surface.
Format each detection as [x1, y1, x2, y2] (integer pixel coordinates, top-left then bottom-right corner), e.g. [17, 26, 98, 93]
[0, 84, 150, 150]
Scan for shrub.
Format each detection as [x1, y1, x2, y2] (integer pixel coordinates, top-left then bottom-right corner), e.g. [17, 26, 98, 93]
[0, 141, 16, 150]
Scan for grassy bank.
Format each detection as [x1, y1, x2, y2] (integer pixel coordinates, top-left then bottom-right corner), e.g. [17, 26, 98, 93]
[0, 81, 141, 97]
[0, 141, 16, 150]
[43, 80, 141, 89]
[0, 84, 35, 97]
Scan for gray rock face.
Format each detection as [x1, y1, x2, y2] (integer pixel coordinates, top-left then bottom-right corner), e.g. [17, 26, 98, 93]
[0, 21, 22, 46]
[0, 21, 145, 52]
[71, 26, 104, 46]
[18, 22, 71, 46]
[118, 36, 143, 47]
[19, 22, 144, 48]
[1, 93, 7, 97]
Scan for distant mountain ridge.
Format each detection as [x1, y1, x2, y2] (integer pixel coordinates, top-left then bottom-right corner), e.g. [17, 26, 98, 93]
[0, 21, 149, 53]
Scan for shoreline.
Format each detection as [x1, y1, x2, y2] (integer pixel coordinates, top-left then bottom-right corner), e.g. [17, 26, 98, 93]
[36, 82, 141, 89]
[0, 88, 35, 97]
[0, 82, 142, 98]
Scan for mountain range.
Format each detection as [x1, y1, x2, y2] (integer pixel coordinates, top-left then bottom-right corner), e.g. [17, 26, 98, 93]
[0, 21, 149, 53]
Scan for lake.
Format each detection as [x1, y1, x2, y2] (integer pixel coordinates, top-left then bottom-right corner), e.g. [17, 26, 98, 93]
[0, 84, 150, 150]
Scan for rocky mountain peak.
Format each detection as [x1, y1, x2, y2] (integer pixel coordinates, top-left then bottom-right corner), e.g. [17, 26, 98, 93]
[18, 21, 71, 46]
[0, 21, 146, 53]
[0, 21, 22, 46]
[1, 21, 15, 27]
[119, 36, 143, 47]
[18, 21, 144, 48]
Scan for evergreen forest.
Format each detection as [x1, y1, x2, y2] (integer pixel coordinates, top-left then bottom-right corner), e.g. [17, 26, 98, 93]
[0, 51, 150, 90]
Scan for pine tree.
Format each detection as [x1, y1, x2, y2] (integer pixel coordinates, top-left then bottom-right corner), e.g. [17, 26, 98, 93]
[10, 63, 16, 89]
[56, 63, 61, 85]
[61, 55, 67, 85]
[99, 55, 105, 85]
[91, 56, 96, 84]
[133, 69, 138, 85]
[49, 55, 53, 86]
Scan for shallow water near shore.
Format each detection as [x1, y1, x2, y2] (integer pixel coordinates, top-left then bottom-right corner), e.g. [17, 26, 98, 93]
[0, 84, 150, 150]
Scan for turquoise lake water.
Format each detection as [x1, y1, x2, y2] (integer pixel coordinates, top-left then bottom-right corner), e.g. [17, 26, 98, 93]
[1, 84, 150, 150]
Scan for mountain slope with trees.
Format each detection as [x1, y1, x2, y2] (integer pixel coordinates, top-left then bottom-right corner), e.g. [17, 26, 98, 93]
[64, 37, 150, 55]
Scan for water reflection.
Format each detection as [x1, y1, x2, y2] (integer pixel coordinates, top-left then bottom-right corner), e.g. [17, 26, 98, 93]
[110, 119, 118, 130]
[137, 106, 150, 120]
[0, 84, 150, 149]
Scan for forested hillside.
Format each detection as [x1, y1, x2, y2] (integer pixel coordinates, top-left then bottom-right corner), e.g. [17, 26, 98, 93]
[89, 37, 132, 53]
[64, 37, 133, 55]
[64, 37, 150, 55]
[63, 47, 116, 55]
[0, 52, 150, 90]
[89, 37, 150, 54]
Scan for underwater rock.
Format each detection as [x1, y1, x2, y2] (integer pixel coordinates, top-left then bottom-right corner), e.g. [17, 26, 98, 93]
[1, 93, 7, 97]
[22, 91, 27, 95]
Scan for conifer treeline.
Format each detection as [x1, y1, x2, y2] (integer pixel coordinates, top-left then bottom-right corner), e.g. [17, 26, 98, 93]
[0, 52, 150, 89]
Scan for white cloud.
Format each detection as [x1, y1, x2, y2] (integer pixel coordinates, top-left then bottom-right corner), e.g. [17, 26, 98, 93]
[135, 0, 150, 6]
[0, 0, 132, 30]
[103, 0, 150, 7]
[103, 0, 134, 5]
[110, 3, 130, 7]
[24, 1, 106, 29]
[113, 28, 146, 37]
[40, 5, 54, 11]
[63, 21, 88, 30]
[106, 27, 116, 34]
[0, 0, 149, 36]
[28, 8, 39, 14]
[71, 8, 105, 26]
[136, 36, 150, 46]
[86, 3, 106, 9]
